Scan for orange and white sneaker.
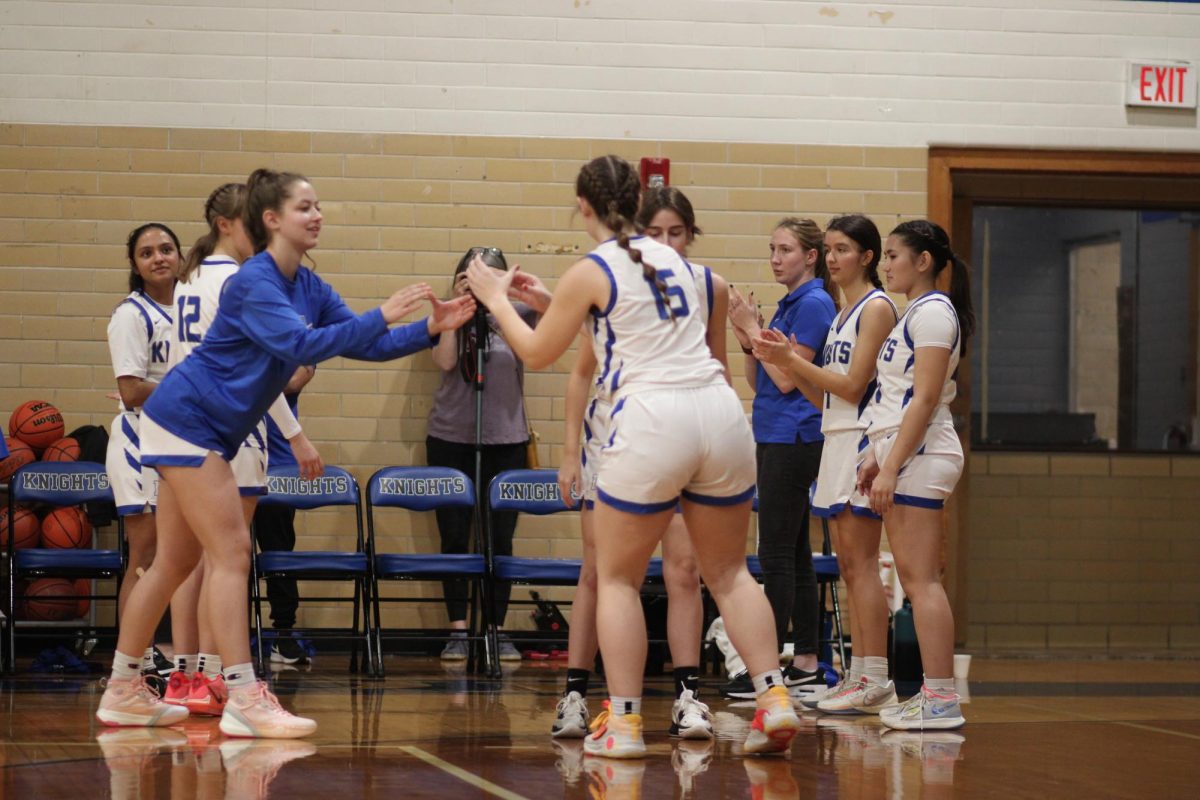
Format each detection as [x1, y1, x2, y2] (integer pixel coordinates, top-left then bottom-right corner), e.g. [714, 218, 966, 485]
[97, 675, 190, 727]
[163, 672, 190, 706]
[583, 701, 646, 759]
[742, 686, 800, 756]
[219, 681, 317, 739]
[186, 673, 228, 717]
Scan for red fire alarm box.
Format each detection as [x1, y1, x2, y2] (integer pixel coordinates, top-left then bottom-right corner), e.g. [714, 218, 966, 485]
[639, 157, 670, 189]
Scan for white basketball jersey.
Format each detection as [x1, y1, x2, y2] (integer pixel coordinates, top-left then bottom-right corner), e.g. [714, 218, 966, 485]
[865, 292, 960, 438]
[820, 289, 897, 434]
[169, 256, 239, 368]
[588, 237, 725, 400]
[108, 291, 175, 412]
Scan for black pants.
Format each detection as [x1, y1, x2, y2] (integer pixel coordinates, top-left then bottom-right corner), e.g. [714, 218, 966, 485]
[426, 436, 528, 625]
[253, 503, 299, 629]
[756, 440, 823, 655]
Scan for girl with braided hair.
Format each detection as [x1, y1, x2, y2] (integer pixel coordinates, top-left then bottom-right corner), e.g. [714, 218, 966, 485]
[467, 155, 799, 759]
[856, 219, 975, 731]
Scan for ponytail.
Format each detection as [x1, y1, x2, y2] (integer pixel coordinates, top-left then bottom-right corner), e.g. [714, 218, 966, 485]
[181, 183, 247, 282]
[245, 168, 307, 255]
[775, 216, 834, 308]
[891, 219, 975, 355]
[947, 252, 976, 353]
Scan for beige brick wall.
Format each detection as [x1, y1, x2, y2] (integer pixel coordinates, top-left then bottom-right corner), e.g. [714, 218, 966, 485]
[4, 123, 914, 630]
[968, 453, 1200, 652]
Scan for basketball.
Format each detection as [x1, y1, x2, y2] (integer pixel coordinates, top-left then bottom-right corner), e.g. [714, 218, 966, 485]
[74, 579, 90, 618]
[1, 436, 36, 480]
[40, 506, 92, 549]
[8, 400, 65, 454]
[41, 436, 81, 463]
[0, 505, 40, 551]
[23, 578, 78, 621]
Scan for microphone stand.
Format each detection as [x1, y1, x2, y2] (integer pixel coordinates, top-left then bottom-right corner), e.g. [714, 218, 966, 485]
[471, 306, 502, 678]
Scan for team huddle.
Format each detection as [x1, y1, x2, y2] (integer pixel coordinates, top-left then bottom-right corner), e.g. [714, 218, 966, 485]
[95, 155, 973, 758]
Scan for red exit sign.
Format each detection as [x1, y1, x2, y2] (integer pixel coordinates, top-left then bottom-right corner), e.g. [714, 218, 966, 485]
[1127, 61, 1196, 109]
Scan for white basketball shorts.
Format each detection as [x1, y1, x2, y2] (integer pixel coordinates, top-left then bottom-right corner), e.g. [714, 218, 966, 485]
[106, 411, 160, 516]
[868, 423, 963, 509]
[811, 428, 878, 520]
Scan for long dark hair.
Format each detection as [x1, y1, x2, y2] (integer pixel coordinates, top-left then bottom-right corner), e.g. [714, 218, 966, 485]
[635, 186, 702, 240]
[827, 214, 882, 290]
[245, 168, 307, 254]
[890, 219, 976, 354]
[576, 156, 671, 307]
[453, 246, 508, 381]
[181, 183, 247, 282]
[125, 222, 181, 293]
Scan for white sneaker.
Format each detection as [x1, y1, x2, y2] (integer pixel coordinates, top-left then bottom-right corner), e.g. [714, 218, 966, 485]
[799, 675, 847, 710]
[96, 675, 189, 727]
[550, 690, 590, 739]
[880, 687, 965, 731]
[818, 678, 897, 715]
[669, 689, 714, 740]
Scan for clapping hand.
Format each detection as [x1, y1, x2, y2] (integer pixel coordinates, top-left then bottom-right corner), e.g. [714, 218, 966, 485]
[465, 254, 515, 309]
[751, 328, 798, 366]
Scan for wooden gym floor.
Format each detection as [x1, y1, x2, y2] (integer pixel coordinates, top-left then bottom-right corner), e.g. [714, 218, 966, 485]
[2, 656, 1199, 798]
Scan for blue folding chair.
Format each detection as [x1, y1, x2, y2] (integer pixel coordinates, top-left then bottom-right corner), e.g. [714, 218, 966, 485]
[4, 461, 124, 674]
[487, 469, 581, 674]
[250, 465, 374, 676]
[366, 466, 486, 676]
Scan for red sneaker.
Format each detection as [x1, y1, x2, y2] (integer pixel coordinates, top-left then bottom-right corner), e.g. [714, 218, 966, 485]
[186, 673, 228, 717]
[164, 672, 190, 706]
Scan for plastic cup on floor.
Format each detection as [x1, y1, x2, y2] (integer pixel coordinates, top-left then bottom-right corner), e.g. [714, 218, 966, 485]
[953, 653, 972, 680]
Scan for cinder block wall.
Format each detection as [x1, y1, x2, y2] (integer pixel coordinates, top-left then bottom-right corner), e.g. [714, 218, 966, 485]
[968, 453, 1200, 652]
[1, 123, 922, 631]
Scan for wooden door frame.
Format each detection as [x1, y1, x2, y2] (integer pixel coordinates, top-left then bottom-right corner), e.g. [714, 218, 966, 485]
[927, 147, 1200, 645]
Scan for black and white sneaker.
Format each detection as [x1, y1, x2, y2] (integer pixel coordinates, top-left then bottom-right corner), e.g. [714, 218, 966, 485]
[783, 664, 826, 694]
[151, 646, 175, 677]
[720, 670, 756, 699]
[271, 635, 311, 666]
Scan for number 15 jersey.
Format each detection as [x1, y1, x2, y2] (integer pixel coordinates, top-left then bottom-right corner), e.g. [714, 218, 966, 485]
[587, 236, 724, 400]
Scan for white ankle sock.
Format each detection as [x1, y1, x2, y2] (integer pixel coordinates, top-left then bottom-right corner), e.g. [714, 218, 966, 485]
[142, 647, 155, 672]
[175, 654, 195, 676]
[110, 650, 141, 681]
[849, 656, 865, 682]
[609, 696, 641, 716]
[197, 652, 222, 679]
[864, 656, 889, 683]
[924, 676, 955, 695]
[224, 662, 256, 689]
[751, 669, 784, 696]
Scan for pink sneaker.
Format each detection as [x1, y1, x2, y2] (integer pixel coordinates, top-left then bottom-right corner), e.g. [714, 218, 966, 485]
[97, 675, 190, 727]
[186, 673, 228, 717]
[219, 681, 317, 739]
[163, 672, 190, 706]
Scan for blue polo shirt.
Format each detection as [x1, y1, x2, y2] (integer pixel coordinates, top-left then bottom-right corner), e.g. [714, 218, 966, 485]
[266, 393, 300, 469]
[752, 279, 835, 444]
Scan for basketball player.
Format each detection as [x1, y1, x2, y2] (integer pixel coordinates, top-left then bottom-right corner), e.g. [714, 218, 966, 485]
[95, 168, 475, 737]
[544, 186, 728, 743]
[855, 220, 975, 731]
[752, 214, 899, 714]
[160, 182, 322, 716]
[467, 155, 799, 759]
[105, 223, 179, 678]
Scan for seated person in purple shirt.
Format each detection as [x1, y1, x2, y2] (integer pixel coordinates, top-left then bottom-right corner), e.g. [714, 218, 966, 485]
[427, 247, 538, 663]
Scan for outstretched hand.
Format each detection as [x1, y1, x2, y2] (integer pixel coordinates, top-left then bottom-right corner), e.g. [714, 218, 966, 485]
[465, 254, 515, 309]
[751, 328, 798, 366]
[381, 283, 434, 324]
[507, 266, 552, 314]
[427, 294, 476, 335]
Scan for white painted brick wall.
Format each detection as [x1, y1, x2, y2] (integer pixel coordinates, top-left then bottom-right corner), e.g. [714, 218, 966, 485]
[0, 1, 1197, 149]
